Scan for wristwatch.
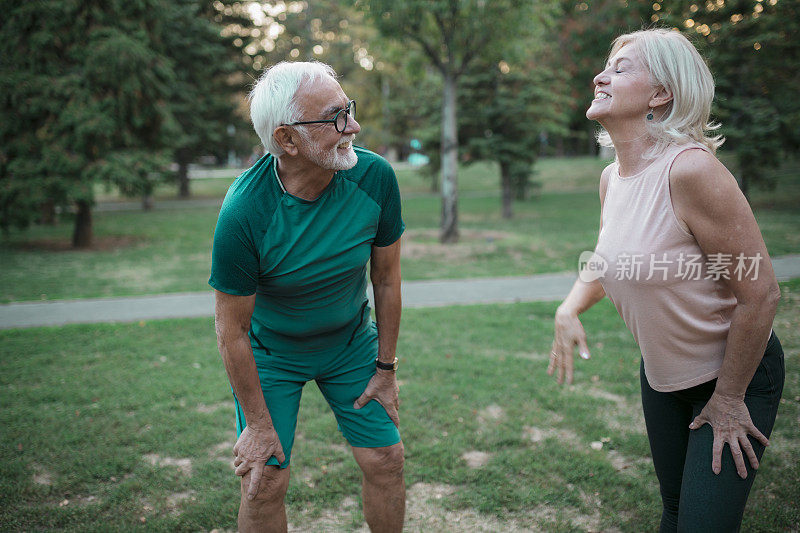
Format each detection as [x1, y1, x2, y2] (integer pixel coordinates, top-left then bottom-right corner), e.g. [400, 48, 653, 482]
[376, 357, 399, 371]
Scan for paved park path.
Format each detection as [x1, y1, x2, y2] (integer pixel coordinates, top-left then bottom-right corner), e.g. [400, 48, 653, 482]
[2, 255, 799, 330]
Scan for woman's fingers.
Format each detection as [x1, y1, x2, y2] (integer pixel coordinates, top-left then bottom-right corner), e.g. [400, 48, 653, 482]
[739, 434, 759, 471]
[727, 437, 748, 479]
[747, 422, 770, 447]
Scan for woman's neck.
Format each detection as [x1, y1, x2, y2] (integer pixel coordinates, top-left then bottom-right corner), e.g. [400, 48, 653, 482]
[607, 123, 658, 177]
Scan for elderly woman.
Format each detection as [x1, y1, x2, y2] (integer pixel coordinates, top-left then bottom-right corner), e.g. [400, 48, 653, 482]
[549, 29, 784, 531]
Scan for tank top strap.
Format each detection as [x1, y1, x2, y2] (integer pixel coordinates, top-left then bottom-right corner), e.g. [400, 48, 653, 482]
[663, 142, 711, 179]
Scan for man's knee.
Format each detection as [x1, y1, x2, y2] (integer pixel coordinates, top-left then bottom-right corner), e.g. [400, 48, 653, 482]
[357, 442, 405, 481]
[241, 466, 291, 505]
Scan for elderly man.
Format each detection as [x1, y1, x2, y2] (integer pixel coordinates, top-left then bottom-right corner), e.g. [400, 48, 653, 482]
[210, 62, 405, 532]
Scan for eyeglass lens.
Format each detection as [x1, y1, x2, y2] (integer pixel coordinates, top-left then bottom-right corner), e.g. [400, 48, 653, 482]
[334, 101, 356, 132]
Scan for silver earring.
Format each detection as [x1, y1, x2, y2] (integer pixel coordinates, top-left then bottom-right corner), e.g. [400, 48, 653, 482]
[646, 109, 654, 121]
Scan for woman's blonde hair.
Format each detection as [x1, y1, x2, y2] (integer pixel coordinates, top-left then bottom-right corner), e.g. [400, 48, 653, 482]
[597, 28, 724, 155]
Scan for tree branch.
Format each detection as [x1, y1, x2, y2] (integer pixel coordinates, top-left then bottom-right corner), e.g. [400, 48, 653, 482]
[402, 26, 445, 72]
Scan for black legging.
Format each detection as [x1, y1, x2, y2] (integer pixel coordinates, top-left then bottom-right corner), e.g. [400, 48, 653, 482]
[640, 332, 785, 532]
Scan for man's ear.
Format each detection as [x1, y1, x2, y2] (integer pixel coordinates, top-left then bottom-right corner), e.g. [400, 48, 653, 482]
[273, 126, 299, 156]
[649, 85, 673, 110]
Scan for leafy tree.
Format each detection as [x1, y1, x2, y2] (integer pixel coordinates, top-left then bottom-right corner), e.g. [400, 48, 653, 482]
[357, 0, 548, 243]
[458, 4, 568, 217]
[460, 57, 570, 218]
[1, 0, 181, 247]
[551, 0, 799, 193]
[550, 0, 652, 155]
[167, 1, 250, 198]
[657, 0, 800, 196]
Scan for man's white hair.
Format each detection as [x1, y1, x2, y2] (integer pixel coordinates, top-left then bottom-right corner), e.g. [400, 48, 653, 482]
[249, 61, 338, 157]
[598, 29, 724, 156]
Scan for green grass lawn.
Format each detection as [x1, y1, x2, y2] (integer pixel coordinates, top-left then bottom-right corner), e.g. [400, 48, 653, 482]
[1, 156, 798, 303]
[2, 280, 798, 532]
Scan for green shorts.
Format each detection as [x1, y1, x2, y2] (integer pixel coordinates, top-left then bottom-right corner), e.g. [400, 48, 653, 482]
[233, 322, 401, 468]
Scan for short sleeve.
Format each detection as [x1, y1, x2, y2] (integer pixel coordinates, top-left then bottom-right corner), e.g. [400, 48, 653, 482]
[373, 163, 405, 247]
[208, 201, 259, 296]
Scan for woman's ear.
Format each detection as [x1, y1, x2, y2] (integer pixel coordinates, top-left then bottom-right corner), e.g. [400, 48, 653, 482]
[273, 126, 299, 157]
[650, 85, 674, 110]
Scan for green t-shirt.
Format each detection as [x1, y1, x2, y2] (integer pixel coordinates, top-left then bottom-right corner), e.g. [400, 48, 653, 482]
[209, 147, 404, 353]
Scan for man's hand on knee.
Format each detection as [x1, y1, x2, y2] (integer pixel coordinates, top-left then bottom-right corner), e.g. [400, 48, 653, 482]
[354, 369, 400, 427]
[233, 425, 286, 500]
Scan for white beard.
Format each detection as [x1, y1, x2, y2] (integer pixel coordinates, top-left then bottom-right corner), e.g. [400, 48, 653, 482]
[300, 131, 358, 171]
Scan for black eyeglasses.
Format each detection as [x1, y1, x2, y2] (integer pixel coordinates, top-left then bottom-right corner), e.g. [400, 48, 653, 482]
[283, 100, 356, 133]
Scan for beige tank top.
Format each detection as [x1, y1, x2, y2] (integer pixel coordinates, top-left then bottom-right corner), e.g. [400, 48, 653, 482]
[595, 142, 738, 392]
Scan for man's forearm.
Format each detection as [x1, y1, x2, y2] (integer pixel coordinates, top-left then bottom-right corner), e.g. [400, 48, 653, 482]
[218, 333, 274, 430]
[372, 282, 401, 362]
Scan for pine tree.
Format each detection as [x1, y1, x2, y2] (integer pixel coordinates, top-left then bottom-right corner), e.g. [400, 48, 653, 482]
[1, 0, 179, 247]
[165, 1, 245, 198]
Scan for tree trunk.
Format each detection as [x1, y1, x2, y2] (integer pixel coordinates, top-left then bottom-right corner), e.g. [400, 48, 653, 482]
[500, 161, 513, 219]
[72, 200, 92, 248]
[142, 194, 154, 211]
[514, 172, 528, 201]
[556, 135, 565, 157]
[177, 155, 190, 198]
[440, 72, 459, 244]
[40, 199, 56, 225]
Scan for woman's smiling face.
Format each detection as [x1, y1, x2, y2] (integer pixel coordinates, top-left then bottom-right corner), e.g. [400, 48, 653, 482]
[586, 43, 656, 125]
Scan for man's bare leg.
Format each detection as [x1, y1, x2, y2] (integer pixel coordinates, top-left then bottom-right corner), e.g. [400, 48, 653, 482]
[238, 465, 291, 533]
[352, 442, 405, 533]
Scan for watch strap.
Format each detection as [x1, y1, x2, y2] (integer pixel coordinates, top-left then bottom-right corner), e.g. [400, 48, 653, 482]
[376, 357, 398, 371]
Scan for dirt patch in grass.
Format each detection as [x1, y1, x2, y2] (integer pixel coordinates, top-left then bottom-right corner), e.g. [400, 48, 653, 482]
[478, 348, 548, 362]
[581, 386, 647, 435]
[196, 402, 229, 414]
[405, 482, 531, 532]
[406, 483, 611, 532]
[478, 404, 504, 422]
[32, 464, 53, 486]
[329, 443, 349, 454]
[284, 482, 607, 532]
[288, 507, 368, 533]
[402, 241, 480, 262]
[605, 449, 650, 474]
[475, 404, 505, 435]
[584, 387, 627, 405]
[401, 229, 515, 261]
[522, 425, 581, 447]
[166, 490, 196, 513]
[209, 440, 235, 459]
[143, 454, 192, 476]
[462, 451, 492, 468]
